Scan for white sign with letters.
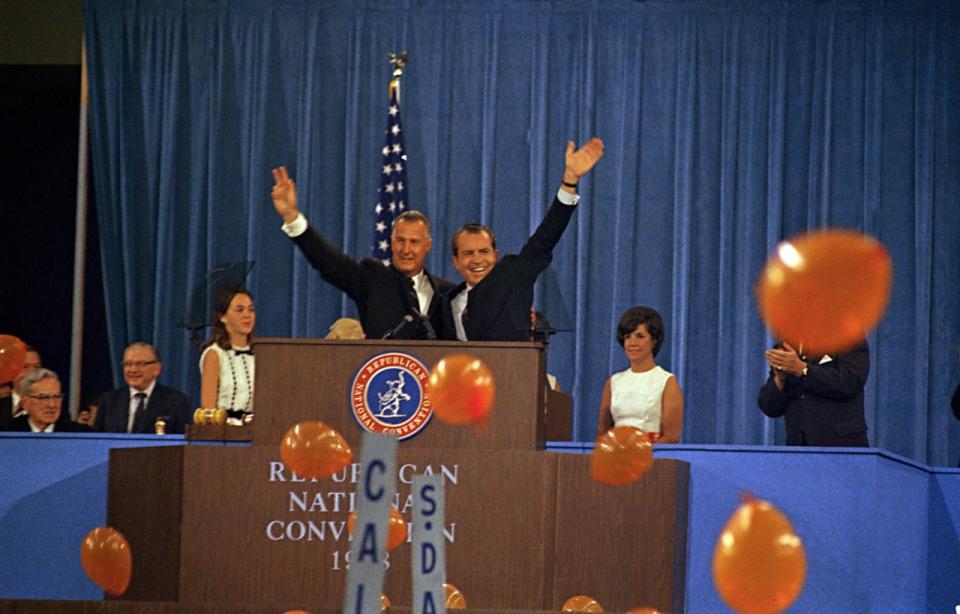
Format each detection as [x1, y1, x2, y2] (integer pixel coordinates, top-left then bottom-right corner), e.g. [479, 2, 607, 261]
[343, 432, 397, 614]
[412, 473, 446, 614]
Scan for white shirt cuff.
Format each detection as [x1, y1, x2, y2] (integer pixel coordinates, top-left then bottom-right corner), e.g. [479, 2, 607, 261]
[557, 188, 580, 206]
[282, 213, 308, 237]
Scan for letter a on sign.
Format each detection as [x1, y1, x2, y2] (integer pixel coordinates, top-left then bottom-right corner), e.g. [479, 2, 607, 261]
[412, 474, 446, 614]
[343, 432, 397, 614]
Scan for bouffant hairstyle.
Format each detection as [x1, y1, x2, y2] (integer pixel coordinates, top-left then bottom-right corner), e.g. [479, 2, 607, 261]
[616, 306, 665, 357]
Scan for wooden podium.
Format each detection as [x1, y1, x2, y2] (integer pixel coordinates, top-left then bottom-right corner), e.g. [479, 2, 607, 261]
[107, 339, 688, 612]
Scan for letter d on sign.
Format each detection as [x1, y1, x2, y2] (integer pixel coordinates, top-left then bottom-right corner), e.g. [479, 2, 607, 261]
[343, 433, 397, 614]
[412, 474, 446, 614]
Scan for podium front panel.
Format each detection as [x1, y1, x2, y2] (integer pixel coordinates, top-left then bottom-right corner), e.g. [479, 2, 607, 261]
[107, 446, 687, 610]
[112, 447, 556, 608]
[252, 339, 546, 451]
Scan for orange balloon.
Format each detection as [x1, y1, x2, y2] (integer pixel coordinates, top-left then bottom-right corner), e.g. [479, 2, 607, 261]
[80, 526, 132, 596]
[279, 421, 353, 479]
[591, 426, 654, 486]
[713, 495, 806, 614]
[756, 229, 892, 355]
[0, 335, 27, 384]
[347, 507, 408, 551]
[427, 354, 495, 425]
[562, 595, 604, 612]
[443, 583, 467, 609]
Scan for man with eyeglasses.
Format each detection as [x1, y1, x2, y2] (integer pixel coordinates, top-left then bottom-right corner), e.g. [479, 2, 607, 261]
[93, 342, 191, 434]
[0, 368, 87, 432]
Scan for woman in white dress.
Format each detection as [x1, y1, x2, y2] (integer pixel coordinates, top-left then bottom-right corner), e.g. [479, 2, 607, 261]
[200, 284, 256, 422]
[597, 306, 684, 442]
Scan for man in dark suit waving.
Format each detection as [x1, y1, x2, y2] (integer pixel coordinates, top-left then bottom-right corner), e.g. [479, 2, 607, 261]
[440, 137, 604, 341]
[94, 342, 191, 435]
[270, 167, 454, 340]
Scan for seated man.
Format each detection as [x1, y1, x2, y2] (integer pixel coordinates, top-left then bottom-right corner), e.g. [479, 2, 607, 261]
[440, 137, 604, 341]
[1, 368, 87, 433]
[94, 342, 192, 434]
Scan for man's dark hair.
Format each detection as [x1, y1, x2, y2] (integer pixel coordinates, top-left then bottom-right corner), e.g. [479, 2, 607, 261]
[451, 223, 497, 256]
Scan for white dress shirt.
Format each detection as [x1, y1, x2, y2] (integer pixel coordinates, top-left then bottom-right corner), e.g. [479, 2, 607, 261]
[127, 381, 157, 433]
[408, 270, 434, 316]
[451, 285, 473, 341]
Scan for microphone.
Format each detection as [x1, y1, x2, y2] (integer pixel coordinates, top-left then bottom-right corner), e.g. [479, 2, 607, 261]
[382, 314, 415, 339]
[418, 313, 437, 340]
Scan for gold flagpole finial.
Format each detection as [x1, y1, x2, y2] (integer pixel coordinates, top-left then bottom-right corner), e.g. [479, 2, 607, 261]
[388, 52, 408, 101]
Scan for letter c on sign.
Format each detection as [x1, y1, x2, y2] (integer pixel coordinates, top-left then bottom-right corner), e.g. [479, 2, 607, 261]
[364, 459, 386, 501]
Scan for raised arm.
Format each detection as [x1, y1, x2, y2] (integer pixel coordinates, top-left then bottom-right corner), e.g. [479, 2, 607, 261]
[270, 165, 371, 300]
[271, 166, 299, 224]
[560, 137, 605, 194]
[516, 138, 607, 285]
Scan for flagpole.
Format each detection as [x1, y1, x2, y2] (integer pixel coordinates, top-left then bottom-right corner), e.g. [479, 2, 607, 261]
[372, 53, 410, 265]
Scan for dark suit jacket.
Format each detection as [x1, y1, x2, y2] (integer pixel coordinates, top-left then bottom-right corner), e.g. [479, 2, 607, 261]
[440, 196, 576, 341]
[0, 396, 14, 430]
[93, 384, 192, 435]
[292, 225, 453, 339]
[1, 414, 90, 432]
[758, 341, 870, 446]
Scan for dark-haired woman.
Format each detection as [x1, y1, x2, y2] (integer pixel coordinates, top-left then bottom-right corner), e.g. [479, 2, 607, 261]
[200, 285, 256, 422]
[597, 306, 684, 443]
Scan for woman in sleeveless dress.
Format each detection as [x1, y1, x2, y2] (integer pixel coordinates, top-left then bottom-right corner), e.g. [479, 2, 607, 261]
[200, 284, 256, 423]
[597, 306, 684, 442]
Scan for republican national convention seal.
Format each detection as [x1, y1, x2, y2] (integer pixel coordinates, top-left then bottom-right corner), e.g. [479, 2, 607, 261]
[350, 351, 433, 440]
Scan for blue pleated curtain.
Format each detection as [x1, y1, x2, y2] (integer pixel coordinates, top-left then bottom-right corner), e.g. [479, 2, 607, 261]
[84, 0, 960, 466]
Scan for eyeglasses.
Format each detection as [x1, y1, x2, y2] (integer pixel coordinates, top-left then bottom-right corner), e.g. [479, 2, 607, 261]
[28, 393, 65, 402]
[122, 360, 158, 369]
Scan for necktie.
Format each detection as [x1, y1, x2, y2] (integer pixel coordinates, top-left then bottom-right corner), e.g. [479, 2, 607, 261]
[408, 278, 419, 306]
[461, 305, 470, 338]
[130, 392, 147, 433]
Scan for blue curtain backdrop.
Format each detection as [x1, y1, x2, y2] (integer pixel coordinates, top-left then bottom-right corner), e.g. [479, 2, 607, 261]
[84, 0, 960, 466]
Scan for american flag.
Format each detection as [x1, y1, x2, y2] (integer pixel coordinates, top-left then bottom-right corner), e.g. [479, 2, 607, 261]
[371, 85, 408, 266]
